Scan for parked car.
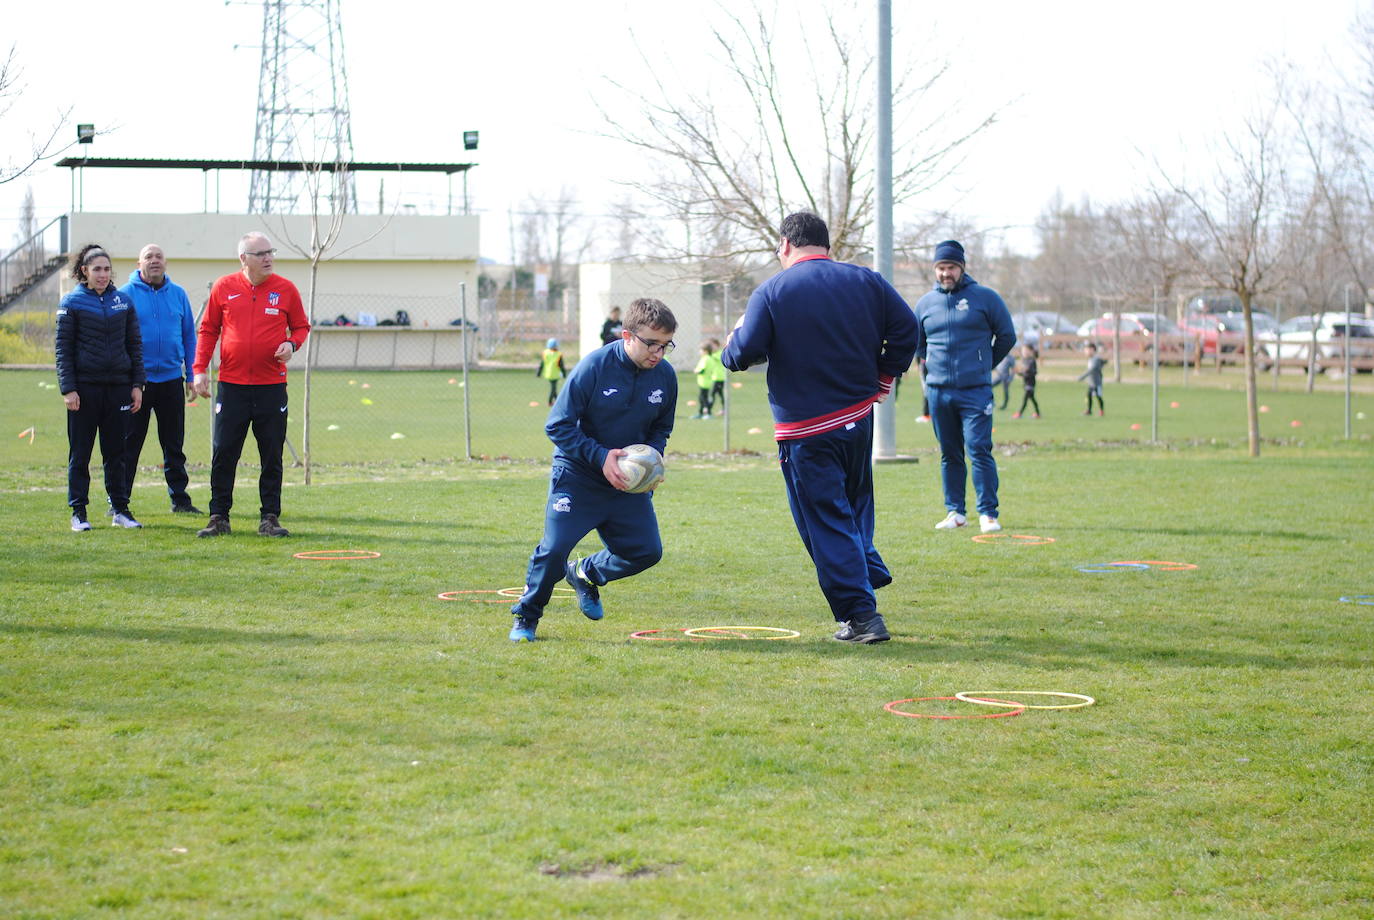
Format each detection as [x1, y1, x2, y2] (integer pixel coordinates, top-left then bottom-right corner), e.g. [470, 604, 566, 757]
[1079, 312, 1196, 364]
[1258, 312, 1374, 370]
[1012, 310, 1079, 348]
[1184, 292, 1243, 315]
[1181, 310, 1278, 354]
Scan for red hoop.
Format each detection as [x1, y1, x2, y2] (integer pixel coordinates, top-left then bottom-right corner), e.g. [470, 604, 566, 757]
[884, 696, 1026, 720]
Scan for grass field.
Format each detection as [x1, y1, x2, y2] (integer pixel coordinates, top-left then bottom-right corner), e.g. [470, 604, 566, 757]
[2, 367, 1372, 918]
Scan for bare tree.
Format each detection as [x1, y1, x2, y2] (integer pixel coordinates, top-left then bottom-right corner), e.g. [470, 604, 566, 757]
[270, 161, 394, 483]
[0, 46, 69, 187]
[518, 188, 595, 309]
[601, 1, 996, 264]
[1153, 102, 1306, 457]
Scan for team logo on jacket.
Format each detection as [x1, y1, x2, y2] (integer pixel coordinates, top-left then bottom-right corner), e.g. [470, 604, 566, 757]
[553, 495, 571, 513]
[602, 388, 618, 397]
[956, 298, 970, 311]
[268, 292, 280, 306]
[648, 388, 663, 404]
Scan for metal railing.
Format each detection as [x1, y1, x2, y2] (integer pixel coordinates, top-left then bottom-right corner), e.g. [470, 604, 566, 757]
[0, 215, 68, 312]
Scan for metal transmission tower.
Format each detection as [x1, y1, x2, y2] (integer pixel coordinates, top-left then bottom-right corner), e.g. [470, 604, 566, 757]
[248, 0, 357, 214]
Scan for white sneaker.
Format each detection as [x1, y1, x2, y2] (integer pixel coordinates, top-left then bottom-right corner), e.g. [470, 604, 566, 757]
[935, 512, 966, 530]
[111, 510, 143, 529]
[979, 515, 1002, 534]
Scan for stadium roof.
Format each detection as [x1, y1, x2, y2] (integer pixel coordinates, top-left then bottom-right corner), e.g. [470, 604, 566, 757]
[57, 157, 475, 174]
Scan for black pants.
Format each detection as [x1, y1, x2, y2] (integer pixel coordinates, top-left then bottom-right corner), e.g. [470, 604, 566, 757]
[547, 379, 559, 406]
[1085, 386, 1104, 413]
[697, 386, 711, 415]
[709, 381, 724, 413]
[124, 378, 192, 507]
[67, 383, 130, 511]
[210, 382, 287, 518]
[1018, 388, 1040, 415]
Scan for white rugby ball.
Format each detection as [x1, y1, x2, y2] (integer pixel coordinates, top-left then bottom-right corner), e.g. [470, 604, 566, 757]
[617, 444, 665, 493]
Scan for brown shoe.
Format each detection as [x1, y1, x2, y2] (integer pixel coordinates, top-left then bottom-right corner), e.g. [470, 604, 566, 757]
[258, 513, 289, 537]
[197, 514, 231, 538]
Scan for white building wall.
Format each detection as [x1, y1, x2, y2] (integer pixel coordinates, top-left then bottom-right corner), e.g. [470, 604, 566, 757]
[66, 212, 479, 328]
[577, 262, 702, 373]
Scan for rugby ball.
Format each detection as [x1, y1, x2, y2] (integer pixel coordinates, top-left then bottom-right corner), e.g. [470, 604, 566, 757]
[617, 444, 665, 493]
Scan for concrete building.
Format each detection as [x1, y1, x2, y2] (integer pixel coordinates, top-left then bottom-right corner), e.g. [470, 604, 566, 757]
[578, 262, 703, 373]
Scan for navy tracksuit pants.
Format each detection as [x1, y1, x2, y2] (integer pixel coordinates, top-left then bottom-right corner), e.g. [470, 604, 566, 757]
[124, 378, 193, 508]
[928, 383, 1000, 517]
[66, 383, 132, 512]
[209, 382, 288, 518]
[778, 414, 890, 624]
[513, 464, 662, 620]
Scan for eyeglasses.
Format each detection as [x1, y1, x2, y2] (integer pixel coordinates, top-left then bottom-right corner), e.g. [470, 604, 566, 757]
[630, 332, 675, 355]
[244, 248, 276, 258]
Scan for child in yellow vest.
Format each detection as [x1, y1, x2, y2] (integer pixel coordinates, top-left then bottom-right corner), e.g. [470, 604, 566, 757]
[538, 338, 567, 406]
[706, 338, 727, 416]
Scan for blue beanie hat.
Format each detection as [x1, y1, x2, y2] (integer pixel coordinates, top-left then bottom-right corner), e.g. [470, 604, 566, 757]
[933, 240, 965, 265]
[546, 338, 558, 349]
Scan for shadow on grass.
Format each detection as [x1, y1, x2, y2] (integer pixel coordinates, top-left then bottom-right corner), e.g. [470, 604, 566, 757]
[1048, 523, 1341, 543]
[616, 632, 1369, 671]
[0, 620, 384, 646]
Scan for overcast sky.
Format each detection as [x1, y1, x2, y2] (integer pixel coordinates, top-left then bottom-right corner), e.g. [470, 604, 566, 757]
[1, 0, 1366, 260]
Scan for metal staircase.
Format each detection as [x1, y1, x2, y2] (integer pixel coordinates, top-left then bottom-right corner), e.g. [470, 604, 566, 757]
[1, 215, 68, 314]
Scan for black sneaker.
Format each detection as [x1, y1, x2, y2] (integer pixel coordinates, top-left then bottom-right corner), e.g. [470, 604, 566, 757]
[197, 514, 231, 538]
[258, 514, 289, 537]
[171, 503, 204, 514]
[833, 614, 891, 643]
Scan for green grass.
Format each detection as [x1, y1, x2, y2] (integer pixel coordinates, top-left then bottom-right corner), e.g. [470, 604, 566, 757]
[1, 368, 1373, 918]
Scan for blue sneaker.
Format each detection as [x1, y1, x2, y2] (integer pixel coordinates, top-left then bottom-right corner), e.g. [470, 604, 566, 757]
[509, 615, 538, 642]
[565, 558, 604, 620]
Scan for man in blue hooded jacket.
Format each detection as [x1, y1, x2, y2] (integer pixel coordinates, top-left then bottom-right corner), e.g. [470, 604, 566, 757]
[913, 240, 1016, 534]
[118, 244, 201, 514]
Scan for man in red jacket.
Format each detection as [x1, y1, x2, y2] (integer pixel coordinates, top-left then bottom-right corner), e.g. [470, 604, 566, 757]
[192, 232, 310, 538]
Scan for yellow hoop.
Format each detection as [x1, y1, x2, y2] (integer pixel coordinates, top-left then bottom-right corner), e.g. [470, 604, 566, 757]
[954, 690, 1095, 710]
[682, 626, 801, 640]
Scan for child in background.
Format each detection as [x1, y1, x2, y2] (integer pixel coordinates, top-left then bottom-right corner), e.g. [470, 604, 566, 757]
[1078, 342, 1106, 416]
[537, 338, 566, 406]
[693, 341, 714, 419]
[993, 351, 1016, 410]
[1011, 344, 1040, 419]
[706, 339, 727, 416]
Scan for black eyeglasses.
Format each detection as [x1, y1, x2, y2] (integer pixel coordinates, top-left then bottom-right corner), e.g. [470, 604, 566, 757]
[245, 248, 277, 258]
[630, 332, 675, 355]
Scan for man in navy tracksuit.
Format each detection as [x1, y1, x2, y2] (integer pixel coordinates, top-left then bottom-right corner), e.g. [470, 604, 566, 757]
[912, 240, 1016, 534]
[508, 298, 679, 642]
[119, 244, 201, 514]
[721, 211, 917, 644]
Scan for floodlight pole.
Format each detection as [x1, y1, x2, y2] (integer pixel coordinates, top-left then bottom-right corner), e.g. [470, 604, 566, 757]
[722, 283, 731, 454]
[1151, 287, 1160, 442]
[461, 281, 473, 459]
[1344, 284, 1353, 439]
[872, 0, 899, 461]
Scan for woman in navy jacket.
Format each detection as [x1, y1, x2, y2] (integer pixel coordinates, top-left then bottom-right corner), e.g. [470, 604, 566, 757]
[55, 244, 145, 530]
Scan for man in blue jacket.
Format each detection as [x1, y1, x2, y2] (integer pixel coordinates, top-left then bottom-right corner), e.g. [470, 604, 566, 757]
[913, 240, 1016, 534]
[722, 211, 918, 644]
[118, 244, 201, 514]
[508, 298, 678, 642]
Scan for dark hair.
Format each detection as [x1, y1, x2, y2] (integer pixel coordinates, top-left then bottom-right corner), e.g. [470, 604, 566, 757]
[1086, 342, 1098, 352]
[624, 297, 678, 334]
[779, 211, 830, 250]
[70, 243, 111, 283]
